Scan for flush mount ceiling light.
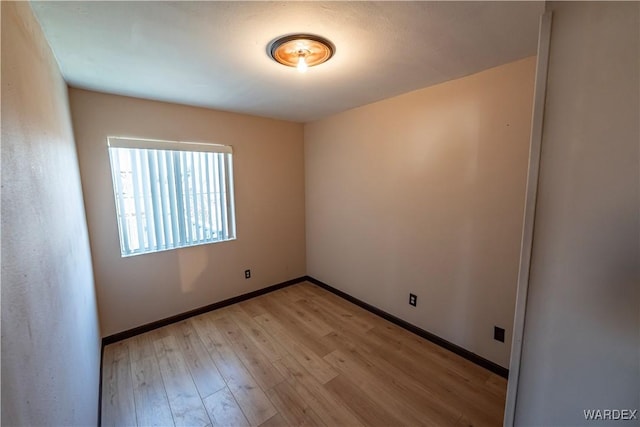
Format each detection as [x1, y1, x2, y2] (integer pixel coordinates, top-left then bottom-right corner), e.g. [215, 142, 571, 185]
[268, 34, 335, 73]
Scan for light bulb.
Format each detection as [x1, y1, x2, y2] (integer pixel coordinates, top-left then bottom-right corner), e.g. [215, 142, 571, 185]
[296, 54, 308, 73]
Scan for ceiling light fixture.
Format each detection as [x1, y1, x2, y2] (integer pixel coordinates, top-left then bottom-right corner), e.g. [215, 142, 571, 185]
[268, 34, 335, 73]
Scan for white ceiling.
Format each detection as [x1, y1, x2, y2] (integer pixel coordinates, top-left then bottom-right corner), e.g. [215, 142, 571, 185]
[31, 1, 544, 123]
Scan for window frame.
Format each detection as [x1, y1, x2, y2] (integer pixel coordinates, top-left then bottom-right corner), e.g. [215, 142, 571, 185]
[107, 136, 237, 257]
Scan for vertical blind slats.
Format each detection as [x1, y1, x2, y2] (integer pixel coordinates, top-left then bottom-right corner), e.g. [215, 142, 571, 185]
[157, 151, 172, 247]
[108, 144, 235, 257]
[225, 153, 236, 239]
[139, 150, 155, 250]
[213, 153, 223, 241]
[190, 152, 201, 242]
[205, 153, 216, 240]
[165, 151, 180, 246]
[199, 154, 208, 240]
[180, 151, 193, 244]
[217, 154, 228, 240]
[110, 150, 131, 254]
[129, 150, 146, 252]
[173, 151, 187, 244]
[147, 151, 164, 248]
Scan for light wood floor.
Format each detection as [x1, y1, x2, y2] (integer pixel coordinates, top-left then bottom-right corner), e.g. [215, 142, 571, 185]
[102, 281, 506, 427]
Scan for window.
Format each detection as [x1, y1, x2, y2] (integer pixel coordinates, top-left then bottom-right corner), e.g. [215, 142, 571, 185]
[107, 137, 236, 257]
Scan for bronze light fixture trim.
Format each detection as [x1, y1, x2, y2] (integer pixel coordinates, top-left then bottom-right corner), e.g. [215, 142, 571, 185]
[268, 34, 335, 73]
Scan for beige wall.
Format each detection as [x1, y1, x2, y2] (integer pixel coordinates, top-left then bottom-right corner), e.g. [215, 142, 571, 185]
[1, 2, 101, 425]
[70, 89, 306, 337]
[514, 2, 639, 424]
[305, 57, 536, 367]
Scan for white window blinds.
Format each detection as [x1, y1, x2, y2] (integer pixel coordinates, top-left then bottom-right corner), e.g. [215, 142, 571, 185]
[107, 137, 236, 257]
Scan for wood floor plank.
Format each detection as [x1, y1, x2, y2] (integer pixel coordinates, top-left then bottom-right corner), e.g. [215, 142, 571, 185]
[266, 380, 324, 427]
[324, 290, 385, 317]
[169, 321, 226, 399]
[189, 315, 227, 355]
[274, 299, 334, 338]
[269, 286, 306, 305]
[323, 374, 401, 427]
[191, 315, 277, 426]
[303, 286, 376, 333]
[485, 372, 508, 399]
[217, 356, 277, 426]
[225, 304, 289, 362]
[287, 282, 322, 300]
[203, 387, 250, 427]
[320, 327, 387, 359]
[254, 313, 338, 384]
[323, 349, 434, 426]
[102, 342, 137, 427]
[238, 297, 269, 318]
[154, 335, 211, 427]
[296, 297, 371, 337]
[370, 322, 492, 382]
[257, 413, 288, 427]
[130, 356, 174, 427]
[362, 327, 505, 424]
[324, 337, 465, 425]
[272, 355, 363, 427]
[257, 295, 334, 356]
[344, 336, 502, 427]
[293, 282, 328, 298]
[340, 328, 496, 406]
[126, 332, 156, 362]
[213, 316, 284, 390]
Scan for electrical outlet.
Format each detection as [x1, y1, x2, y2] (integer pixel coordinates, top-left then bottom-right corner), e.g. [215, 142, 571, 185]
[409, 293, 417, 307]
[494, 326, 505, 343]
[244, 269, 251, 279]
